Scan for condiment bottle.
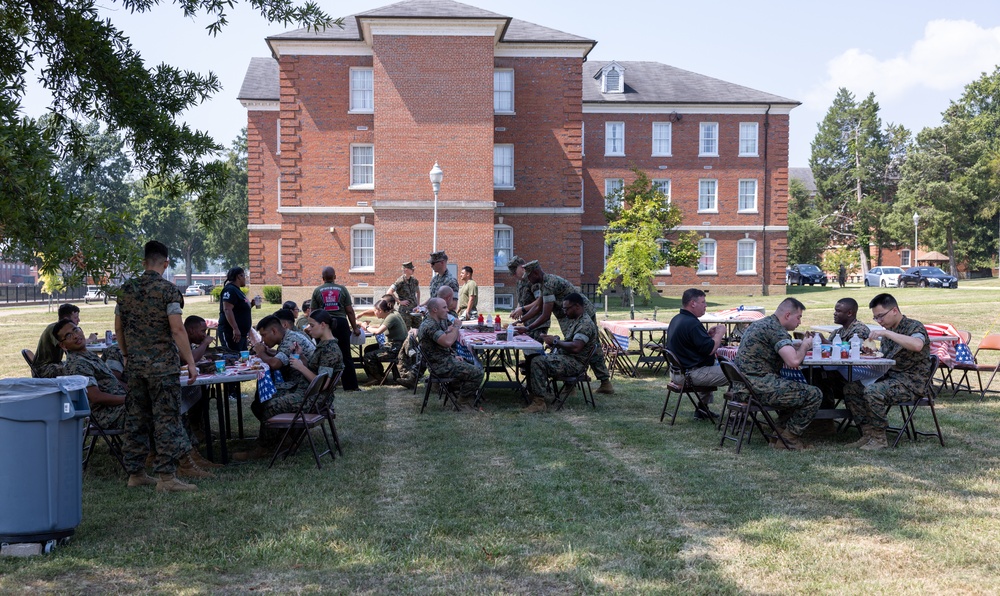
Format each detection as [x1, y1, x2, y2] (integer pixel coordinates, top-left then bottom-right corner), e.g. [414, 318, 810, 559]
[494, 314, 502, 331]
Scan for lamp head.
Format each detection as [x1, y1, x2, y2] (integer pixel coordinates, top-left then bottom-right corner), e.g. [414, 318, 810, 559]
[429, 162, 443, 193]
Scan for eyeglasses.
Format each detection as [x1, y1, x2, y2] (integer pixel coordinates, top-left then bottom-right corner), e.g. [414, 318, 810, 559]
[872, 307, 896, 323]
[59, 326, 82, 342]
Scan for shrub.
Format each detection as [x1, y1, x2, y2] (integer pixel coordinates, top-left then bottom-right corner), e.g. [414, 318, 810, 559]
[210, 286, 223, 301]
[262, 285, 282, 304]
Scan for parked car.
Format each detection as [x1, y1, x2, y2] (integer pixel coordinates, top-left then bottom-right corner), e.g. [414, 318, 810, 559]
[864, 266, 903, 288]
[184, 285, 204, 296]
[83, 285, 108, 304]
[898, 266, 958, 288]
[786, 264, 828, 286]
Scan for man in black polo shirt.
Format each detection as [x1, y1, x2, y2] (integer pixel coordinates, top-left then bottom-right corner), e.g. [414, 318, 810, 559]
[666, 288, 726, 419]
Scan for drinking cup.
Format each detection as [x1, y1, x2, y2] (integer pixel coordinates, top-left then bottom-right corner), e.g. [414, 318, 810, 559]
[215, 360, 225, 374]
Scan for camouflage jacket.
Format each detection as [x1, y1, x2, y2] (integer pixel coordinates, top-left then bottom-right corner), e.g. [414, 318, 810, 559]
[827, 319, 871, 343]
[116, 270, 183, 375]
[275, 329, 317, 393]
[881, 316, 931, 380]
[735, 314, 794, 377]
[558, 315, 599, 367]
[429, 271, 459, 299]
[535, 274, 595, 321]
[417, 316, 457, 370]
[64, 350, 126, 396]
[308, 338, 345, 381]
[391, 275, 420, 313]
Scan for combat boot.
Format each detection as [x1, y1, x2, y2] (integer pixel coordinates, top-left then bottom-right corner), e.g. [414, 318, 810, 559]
[771, 428, 807, 451]
[523, 396, 547, 413]
[144, 450, 156, 468]
[127, 472, 157, 488]
[596, 380, 615, 394]
[397, 374, 416, 390]
[177, 454, 215, 479]
[860, 429, 888, 450]
[156, 474, 197, 492]
[846, 425, 874, 448]
[189, 448, 223, 469]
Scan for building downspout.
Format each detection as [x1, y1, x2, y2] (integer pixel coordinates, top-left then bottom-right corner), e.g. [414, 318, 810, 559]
[761, 104, 771, 296]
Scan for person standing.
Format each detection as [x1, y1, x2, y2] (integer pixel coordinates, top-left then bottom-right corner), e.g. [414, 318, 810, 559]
[218, 267, 252, 352]
[838, 263, 847, 288]
[390, 261, 421, 328]
[426, 251, 459, 302]
[310, 266, 362, 391]
[457, 266, 478, 320]
[115, 240, 200, 492]
[507, 256, 549, 341]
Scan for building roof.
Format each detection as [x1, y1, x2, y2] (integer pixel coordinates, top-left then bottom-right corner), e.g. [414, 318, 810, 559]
[238, 57, 280, 102]
[789, 167, 817, 194]
[582, 61, 798, 106]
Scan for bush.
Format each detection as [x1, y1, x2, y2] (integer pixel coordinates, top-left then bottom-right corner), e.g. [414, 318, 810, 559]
[210, 286, 223, 301]
[262, 285, 282, 304]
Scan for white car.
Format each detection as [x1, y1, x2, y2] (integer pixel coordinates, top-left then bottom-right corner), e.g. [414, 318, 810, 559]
[83, 285, 108, 304]
[864, 266, 902, 288]
[184, 285, 204, 296]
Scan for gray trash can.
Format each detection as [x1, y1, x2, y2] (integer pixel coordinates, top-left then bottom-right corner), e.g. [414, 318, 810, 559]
[0, 376, 90, 544]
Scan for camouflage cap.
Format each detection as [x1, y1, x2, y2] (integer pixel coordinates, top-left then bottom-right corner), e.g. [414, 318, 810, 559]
[522, 260, 541, 273]
[506, 255, 525, 274]
[427, 251, 448, 264]
[401, 261, 415, 270]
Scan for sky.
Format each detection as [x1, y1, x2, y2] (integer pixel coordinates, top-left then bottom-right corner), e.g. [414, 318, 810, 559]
[19, 0, 1000, 167]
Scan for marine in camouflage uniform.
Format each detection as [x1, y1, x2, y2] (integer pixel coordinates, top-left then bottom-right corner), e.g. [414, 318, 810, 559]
[417, 312, 483, 405]
[256, 328, 317, 421]
[391, 264, 421, 328]
[428, 270, 459, 300]
[516, 277, 549, 341]
[116, 266, 193, 476]
[63, 344, 127, 430]
[102, 344, 126, 378]
[735, 314, 822, 436]
[829, 317, 873, 412]
[528, 313, 598, 398]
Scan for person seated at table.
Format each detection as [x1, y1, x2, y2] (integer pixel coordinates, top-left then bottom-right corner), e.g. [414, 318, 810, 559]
[666, 288, 727, 420]
[518, 260, 614, 395]
[56, 319, 127, 431]
[272, 307, 301, 334]
[846, 293, 931, 450]
[417, 298, 483, 411]
[357, 293, 397, 320]
[525, 293, 597, 414]
[735, 297, 822, 450]
[396, 286, 461, 389]
[235, 315, 318, 460]
[457, 266, 478, 320]
[33, 303, 80, 378]
[288, 309, 345, 387]
[296, 301, 311, 331]
[825, 298, 871, 344]
[361, 299, 408, 386]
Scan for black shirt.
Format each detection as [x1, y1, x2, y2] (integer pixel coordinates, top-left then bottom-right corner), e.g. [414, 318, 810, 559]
[218, 283, 252, 347]
[666, 309, 717, 370]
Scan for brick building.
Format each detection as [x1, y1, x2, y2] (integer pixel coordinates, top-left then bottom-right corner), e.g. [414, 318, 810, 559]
[238, 0, 799, 308]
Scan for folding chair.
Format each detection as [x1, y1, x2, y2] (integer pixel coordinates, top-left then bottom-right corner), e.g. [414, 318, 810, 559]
[549, 344, 597, 411]
[416, 346, 461, 413]
[22, 349, 37, 378]
[717, 358, 792, 453]
[949, 333, 1000, 400]
[600, 327, 635, 378]
[315, 371, 344, 457]
[265, 372, 336, 469]
[886, 355, 944, 448]
[939, 329, 972, 393]
[659, 349, 719, 425]
[82, 416, 126, 475]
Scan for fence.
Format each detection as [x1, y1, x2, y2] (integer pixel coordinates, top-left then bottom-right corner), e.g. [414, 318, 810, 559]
[0, 285, 86, 305]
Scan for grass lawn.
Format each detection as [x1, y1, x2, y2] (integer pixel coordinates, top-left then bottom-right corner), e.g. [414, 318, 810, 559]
[2, 286, 1000, 594]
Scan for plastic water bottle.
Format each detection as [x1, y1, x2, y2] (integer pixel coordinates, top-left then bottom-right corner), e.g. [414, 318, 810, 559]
[831, 334, 841, 360]
[494, 315, 502, 331]
[850, 334, 862, 360]
[811, 332, 822, 359]
[506, 323, 514, 343]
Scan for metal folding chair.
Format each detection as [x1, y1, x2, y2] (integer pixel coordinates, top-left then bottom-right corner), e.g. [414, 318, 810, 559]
[265, 372, 336, 469]
[22, 349, 37, 378]
[416, 346, 461, 413]
[949, 333, 1000, 400]
[659, 349, 719, 425]
[886, 355, 945, 448]
[82, 416, 126, 475]
[717, 358, 792, 453]
[599, 327, 635, 378]
[549, 344, 597, 410]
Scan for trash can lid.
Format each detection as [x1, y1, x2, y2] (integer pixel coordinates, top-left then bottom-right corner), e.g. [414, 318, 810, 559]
[0, 376, 89, 403]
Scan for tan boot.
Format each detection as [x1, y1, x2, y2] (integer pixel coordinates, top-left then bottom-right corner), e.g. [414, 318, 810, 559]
[596, 380, 615, 395]
[127, 472, 157, 488]
[144, 451, 156, 468]
[847, 425, 873, 448]
[523, 396, 547, 413]
[177, 454, 215, 479]
[189, 448, 223, 469]
[156, 473, 197, 492]
[860, 429, 888, 450]
[771, 428, 807, 451]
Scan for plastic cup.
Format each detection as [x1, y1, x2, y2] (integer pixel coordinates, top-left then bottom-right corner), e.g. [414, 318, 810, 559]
[290, 354, 300, 360]
[240, 350, 250, 362]
[215, 360, 225, 374]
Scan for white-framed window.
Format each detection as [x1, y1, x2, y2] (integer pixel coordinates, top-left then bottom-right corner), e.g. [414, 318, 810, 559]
[605, 122, 624, 156]
[698, 179, 718, 213]
[350, 224, 374, 271]
[739, 122, 758, 156]
[494, 69, 514, 113]
[700, 122, 719, 157]
[605, 178, 624, 211]
[493, 144, 514, 189]
[652, 122, 672, 156]
[494, 294, 514, 310]
[349, 68, 374, 113]
[350, 144, 374, 188]
[602, 65, 623, 93]
[656, 240, 671, 274]
[737, 239, 757, 274]
[698, 239, 717, 274]
[354, 295, 374, 307]
[901, 249, 911, 268]
[738, 179, 758, 212]
[494, 225, 513, 269]
[652, 179, 671, 204]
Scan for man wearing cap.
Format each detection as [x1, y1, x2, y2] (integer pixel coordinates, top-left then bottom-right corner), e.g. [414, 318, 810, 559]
[457, 266, 478, 320]
[310, 266, 361, 391]
[508, 256, 549, 341]
[519, 260, 614, 395]
[390, 261, 421, 329]
[427, 251, 459, 302]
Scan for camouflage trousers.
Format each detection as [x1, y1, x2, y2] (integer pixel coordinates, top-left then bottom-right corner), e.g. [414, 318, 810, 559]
[400, 311, 421, 330]
[363, 342, 402, 381]
[397, 334, 423, 382]
[745, 374, 822, 436]
[529, 354, 585, 397]
[556, 316, 610, 382]
[431, 359, 484, 402]
[122, 372, 190, 475]
[91, 403, 126, 431]
[847, 373, 924, 430]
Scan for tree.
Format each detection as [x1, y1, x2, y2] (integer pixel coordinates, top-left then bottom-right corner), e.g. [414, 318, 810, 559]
[130, 178, 207, 287]
[598, 169, 699, 311]
[204, 131, 249, 269]
[1, 0, 336, 284]
[786, 177, 827, 265]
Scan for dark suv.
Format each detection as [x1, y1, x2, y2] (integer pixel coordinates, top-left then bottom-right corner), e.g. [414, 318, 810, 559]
[786, 264, 828, 286]
[898, 266, 958, 288]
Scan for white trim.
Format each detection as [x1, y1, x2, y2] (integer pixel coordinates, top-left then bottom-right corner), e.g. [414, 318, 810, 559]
[268, 40, 372, 58]
[275, 119, 281, 155]
[583, 104, 796, 115]
[277, 206, 374, 214]
[363, 20, 504, 42]
[494, 43, 594, 58]
[739, 122, 759, 157]
[497, 206, 583, 215]
[248, 224, 282, 231]
[241, 100, 280, 111]
[373, 200, 496, 210]
[276, 238, 283, 274]
[581, 225, 788, 232]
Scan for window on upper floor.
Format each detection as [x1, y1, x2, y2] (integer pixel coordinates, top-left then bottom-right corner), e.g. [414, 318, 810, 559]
[494, 69, 514, 114]
[738, 179, 758, 212]
[739, 122, 758, 156]
[494, 144, 514, 189]
[656, 240, 671, 274]
[602, 64, 624, 93]
[605, 122, 624, 156]
[351, 224, 374, 271]
[652, 122, 672, 156]
[698, 179, 718, 213]
[652, 179, 671, 204]
[350, 144, 374, 188]
[700, 122, 718, 157]
[350, 68, 373, 113]
[698, 239, 717, 274]
[737, 239, 757, 274]
[605, 178, 624, 211]
[494, 225, 513, 270]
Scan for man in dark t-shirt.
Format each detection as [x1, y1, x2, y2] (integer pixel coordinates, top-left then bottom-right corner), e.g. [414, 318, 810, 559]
[666, 288, 726, 418]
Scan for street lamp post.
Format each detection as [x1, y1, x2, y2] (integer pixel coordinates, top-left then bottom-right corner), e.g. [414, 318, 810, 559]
[913, 212, 920, 266]
[429, 162, 443, 252]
